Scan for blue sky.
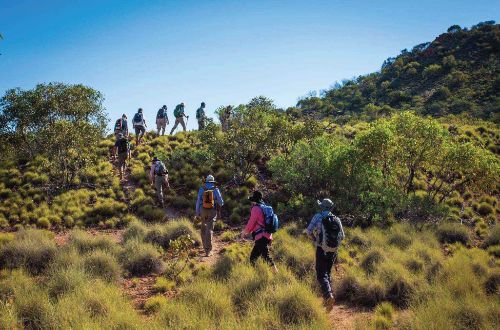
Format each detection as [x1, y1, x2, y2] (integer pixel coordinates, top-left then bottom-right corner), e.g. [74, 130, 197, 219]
[0, 0, 497, 131]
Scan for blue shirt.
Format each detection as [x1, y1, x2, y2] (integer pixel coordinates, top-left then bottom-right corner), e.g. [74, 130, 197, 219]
[195, 183, 224, 216]
[306, 211, 345, 247]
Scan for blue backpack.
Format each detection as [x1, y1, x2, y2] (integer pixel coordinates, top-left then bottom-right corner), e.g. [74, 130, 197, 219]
[253, 204, 279, 237]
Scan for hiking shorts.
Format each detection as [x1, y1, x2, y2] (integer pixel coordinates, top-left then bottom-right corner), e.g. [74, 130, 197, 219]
[156, 118, 167, 130]
[134, 125, 145, 136]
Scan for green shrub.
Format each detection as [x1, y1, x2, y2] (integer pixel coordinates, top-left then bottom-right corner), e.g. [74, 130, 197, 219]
[452, 303, 485, 330]
[483, 224, 500, 248]
[220, 230, 239, 242]
[272, 283, 326, 326]
[67, 230, 118, 255]
[47, 266, 87, 299]
[144, 295, 168, 315]
[153, 277, 175, 293]
[123, 220, 147, 242]
[484, 272, 499, 295]
[436, 223, 470, 245]
[137, 205, 166, 222]
[477, 202, 494, 216]
[388, 231, 412, 249]
[360, 249, 384, 274]
[121, 241, 164, 276]
[0, 230, 56, 274]
[14, 288, 55, 329]
[83, 250, 121, 282]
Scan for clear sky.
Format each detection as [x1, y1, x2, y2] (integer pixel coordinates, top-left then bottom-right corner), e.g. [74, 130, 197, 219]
[0, 0, 497, 131]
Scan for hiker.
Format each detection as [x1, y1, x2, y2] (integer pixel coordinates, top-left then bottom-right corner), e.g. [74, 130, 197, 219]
[306, 198, 345, 310]
[240, 191, 278, 273]
[114, 114, 129, 139]
[195, 175, 224, 257]
[132, 108, 147, 145]
[169, 102, 188, 134]
[113, 133, 131, 180]
[149, 157, 170, 207]
[196, 102, 207, 130]
[156, 105, 169, 136]
[219, 105, 232, 131]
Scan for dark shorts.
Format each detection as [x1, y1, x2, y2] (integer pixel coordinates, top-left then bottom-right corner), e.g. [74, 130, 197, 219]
[117, 152, 127, 168]
[134, 126, 145, 135]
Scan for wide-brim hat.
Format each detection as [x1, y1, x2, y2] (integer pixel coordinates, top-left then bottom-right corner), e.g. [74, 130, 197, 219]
[248, 191, 264, 203]
[205, 175, 216, 183]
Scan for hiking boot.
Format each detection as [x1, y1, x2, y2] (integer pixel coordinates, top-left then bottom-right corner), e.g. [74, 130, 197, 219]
[324, 296, 335, 311]
[205, 251, 212, 257]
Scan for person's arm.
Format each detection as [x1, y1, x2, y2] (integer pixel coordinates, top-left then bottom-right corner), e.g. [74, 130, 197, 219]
[195, 188, 202, 217]
[337, 217, 345, 242]
[306, 214, 320, 240]
[214, 188, 223, 218]
[241, 206, 259, 238]
[164, 174, 170, 188]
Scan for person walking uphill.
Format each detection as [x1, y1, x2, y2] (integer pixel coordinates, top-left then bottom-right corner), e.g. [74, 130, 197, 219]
[114, 114, 129, 139]
[195, 175, 224, 257]
[306, 198, 345, 310]
[150, 157, 170, 207]
[156, 105, 169, 136]
[133, 108, 147, 145]
[113, 133, 131, 180]
[196, 102, 207, 130]
[169, 102, 188, 134]
[240, 191, 279, 273]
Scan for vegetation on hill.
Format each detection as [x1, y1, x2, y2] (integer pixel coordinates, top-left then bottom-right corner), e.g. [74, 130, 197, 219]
[0, 21, 499, 329]
[292, 21, 499, 122]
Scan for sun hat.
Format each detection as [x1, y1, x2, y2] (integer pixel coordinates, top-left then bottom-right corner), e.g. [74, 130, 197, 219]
[248, 191, 264, 204]
[317, 198, 334, 211]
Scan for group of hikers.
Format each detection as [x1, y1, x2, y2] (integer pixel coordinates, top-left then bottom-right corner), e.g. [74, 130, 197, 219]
[113, 103, 234, 145]
[112, 111, 344, 310]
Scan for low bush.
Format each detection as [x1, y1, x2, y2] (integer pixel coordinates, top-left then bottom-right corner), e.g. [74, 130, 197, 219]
[360, 249, 384, 274]
[0, 230, 56, 275]
[483, 224, 500, 248]
[436, 223, 470, 245]
[121, 241, 164, 276]
[83, 250, 121, 282]
[144, 295, 168, 315]
[67, 230, 118, 255]
[477, 202, 494, 216]
[153, 277, 175, 293]
[388, 231, 412, 249]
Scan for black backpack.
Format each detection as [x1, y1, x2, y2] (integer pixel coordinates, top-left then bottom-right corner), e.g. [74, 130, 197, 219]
[320, 215, 341, 252]
[133, 113, 143, 125]
[157, 108, 166, 119]
[114, 119, 122, 132]
[155, 161, 168, 176]
[117, 138, 128, 154]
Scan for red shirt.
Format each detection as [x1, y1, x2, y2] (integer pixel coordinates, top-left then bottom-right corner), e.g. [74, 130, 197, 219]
[244, 205, 272, 241]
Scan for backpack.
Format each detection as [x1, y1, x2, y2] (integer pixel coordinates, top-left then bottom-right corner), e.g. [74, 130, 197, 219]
[157, 108, 166, 119]
[202, 189, 215, 209]
[196, 107, 204, 119]
[173, 105, 183, 118]
[133, 113, 143, 126]
[320, 215, 342, 252]
[154, 161, 168, 176]
[252, 204, 279, 238]
[114, 119, 122, 132]
[117, 138, 128, 154]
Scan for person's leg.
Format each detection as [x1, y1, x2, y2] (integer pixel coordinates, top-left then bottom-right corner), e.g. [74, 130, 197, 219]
[155, 176, 164, 207]
[180, 118, 186, 131]
[161, 119, 166, 135]
[259, 238, 276, 267]
[250, 239, 264, 265]
[170, 118, 180, 135]
[156, 119, 161, 136]
[315, 247, 333, 299]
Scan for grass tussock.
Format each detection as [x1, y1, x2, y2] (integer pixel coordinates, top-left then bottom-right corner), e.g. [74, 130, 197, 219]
[0, 230, 56, 275]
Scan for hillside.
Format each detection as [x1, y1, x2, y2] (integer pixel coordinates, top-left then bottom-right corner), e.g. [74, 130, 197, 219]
[293, 21, 500, 122]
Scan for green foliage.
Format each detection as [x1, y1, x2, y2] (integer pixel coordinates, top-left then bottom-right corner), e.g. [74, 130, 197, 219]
[436, 223, 470, 245]
[120, 241, 164, 276]
[0, 230, 56, 274]
[0, 83, 108, 188]
[83, 250, 121, 282]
